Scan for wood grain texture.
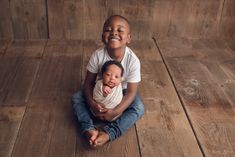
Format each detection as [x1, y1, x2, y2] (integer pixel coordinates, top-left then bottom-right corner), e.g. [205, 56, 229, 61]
[11, 40, 82, 157]
[83, 0, 106, 40]
[0, 0, 235, 39]
[133, 40, 203, 157]
[0, 0, 13, 39]
[0, 40, 46, 106]
[119, 0, 155, 40]
[47, 0, 84, 39]
[157, 38, 235, 157]
[225, 39, 235, 52]
[84, 0, 120, 40]
[82, 40, 103, 84]
[0, 39, 11, 55]
[220, 0, 235, 39]
[0, 106, 25, 157]
[10, 0, 48, 39]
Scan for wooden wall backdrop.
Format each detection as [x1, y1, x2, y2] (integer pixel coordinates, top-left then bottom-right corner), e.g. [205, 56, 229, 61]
[0, 0, 234, 40]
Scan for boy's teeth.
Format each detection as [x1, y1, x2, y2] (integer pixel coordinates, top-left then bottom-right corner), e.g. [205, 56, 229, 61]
[110, 38, 119, 41]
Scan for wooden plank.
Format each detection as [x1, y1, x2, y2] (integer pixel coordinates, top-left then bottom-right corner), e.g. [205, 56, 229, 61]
[157, 38, 235, 157]
[0, 0, 13, 39]
[0, 40, 44, 156]
[220, 60, 235, 104]
[84, 0, 120, 40]
[151, 0, 224, 38]
[225, 39, 235, 52]
[0, 106, 25, 157]
[11, 40, 82, 157]
[0, 39, 11, 55]
[0, 40, 46, 106]
[220, 0, 235, 39]
[151, 0, 173, 39]
[82, 40, 103, 83]
[10, 0, 48, 39]
[157, 38, 235, 62]
[104, 0, 120, 17]
[11, 100, 77, 157]
[28, 40, 83, 101]
[119, 1, 154, 40]
[47, 0, 84, 39]
[84, 0, 121, 40]
[132, 40, 202, 157]
[84, 0, 106, 40]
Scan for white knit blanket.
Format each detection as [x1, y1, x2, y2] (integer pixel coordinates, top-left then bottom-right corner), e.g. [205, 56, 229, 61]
[93, 80, 123, 109]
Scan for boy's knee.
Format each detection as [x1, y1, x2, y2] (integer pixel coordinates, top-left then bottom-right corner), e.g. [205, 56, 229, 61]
[71, 91, 83, 107]
[72, 90, 82, 99]
[136, 103, 145, 118]
[131, 101, 144, 118]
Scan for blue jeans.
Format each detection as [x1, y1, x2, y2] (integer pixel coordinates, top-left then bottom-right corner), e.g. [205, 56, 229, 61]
[72, 90, 144, 141]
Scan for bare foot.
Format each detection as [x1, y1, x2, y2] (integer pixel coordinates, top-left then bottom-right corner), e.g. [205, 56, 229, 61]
[85, 130, 99, 147]
[93, 131, 110, 147]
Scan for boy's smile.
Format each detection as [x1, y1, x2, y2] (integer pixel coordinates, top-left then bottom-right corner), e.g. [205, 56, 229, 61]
[102, 16, 131, 50]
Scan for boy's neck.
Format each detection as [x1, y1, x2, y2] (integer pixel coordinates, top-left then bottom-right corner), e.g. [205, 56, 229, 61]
[106, 46, 126, 62]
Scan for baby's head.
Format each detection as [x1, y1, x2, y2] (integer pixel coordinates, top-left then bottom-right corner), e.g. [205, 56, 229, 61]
[101, 60, 124, 88]
[102, 15, 131, 49]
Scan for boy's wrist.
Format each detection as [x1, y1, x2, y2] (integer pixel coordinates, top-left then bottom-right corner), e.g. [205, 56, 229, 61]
[87, 98, 96, 108]
[113, 106, 123, 115]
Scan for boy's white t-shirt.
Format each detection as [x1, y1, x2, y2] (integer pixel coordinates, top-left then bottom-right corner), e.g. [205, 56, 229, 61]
[87, 46, 141, 89]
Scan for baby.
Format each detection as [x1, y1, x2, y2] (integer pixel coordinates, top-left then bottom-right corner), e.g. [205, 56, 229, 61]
[93, 60, 124, 120]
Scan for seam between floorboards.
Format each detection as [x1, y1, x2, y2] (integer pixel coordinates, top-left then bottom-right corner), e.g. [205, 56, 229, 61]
[134, 124, 143, 157]
[10, 39, 49, 157]
[152, 37, 206, 157]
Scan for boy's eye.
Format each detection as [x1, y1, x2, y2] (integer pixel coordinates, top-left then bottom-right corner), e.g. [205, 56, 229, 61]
[118, 28, 125, 32]
[104, 27, 111, 32]
[115, 75, 120, 79]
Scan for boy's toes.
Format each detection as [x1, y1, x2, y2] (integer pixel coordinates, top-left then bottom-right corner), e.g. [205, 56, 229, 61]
[85, 130, 99, 147]
[93, 131, 109, 147]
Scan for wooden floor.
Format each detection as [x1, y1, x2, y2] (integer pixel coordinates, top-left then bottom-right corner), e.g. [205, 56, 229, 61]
[0, 38, 235, 157]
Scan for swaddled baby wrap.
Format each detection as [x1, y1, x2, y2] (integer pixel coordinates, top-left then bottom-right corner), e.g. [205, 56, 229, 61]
[93, 80, 123, 109]
[93, 80, 123, 120]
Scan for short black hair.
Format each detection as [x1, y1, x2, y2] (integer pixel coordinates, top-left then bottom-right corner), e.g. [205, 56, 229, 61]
[103, 15, 130, 32]
[101, 60, 124, 77]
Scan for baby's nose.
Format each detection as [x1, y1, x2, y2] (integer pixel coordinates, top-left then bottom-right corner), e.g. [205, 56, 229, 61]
[111, 75, 115, 79]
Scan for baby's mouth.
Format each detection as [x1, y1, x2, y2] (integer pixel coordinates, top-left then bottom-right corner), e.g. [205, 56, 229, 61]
[108, 81, 115, 87]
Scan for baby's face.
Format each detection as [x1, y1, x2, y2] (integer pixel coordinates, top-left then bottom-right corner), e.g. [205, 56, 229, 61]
[102, 16, 131, 50]
[102, 64, 122, 88]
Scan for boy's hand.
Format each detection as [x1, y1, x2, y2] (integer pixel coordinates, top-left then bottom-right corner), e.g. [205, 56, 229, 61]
[96, 108, 119, 122]
[102, 85, 112, 97]
[90, 102, 108, 115]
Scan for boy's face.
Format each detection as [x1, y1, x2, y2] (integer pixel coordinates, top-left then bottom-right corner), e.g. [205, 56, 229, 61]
[102, 17, 131, 50]
[102, 64, 122, 88]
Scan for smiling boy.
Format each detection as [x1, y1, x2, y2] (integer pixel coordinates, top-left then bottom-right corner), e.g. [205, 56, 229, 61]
[72, 15, 144, 148]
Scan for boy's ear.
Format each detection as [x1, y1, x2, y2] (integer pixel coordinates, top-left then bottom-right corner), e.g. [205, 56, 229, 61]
[127, 34, 132, 44]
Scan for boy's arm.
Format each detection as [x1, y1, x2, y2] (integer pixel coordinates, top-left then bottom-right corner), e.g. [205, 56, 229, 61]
[83, 71, 107, 113]
[115, 82, 138, 114]
[83, 71, 96, 106]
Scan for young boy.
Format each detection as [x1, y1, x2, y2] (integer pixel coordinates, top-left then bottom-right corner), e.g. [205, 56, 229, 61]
[72, 15, 144, 148]
[93, 60, 124, 116]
